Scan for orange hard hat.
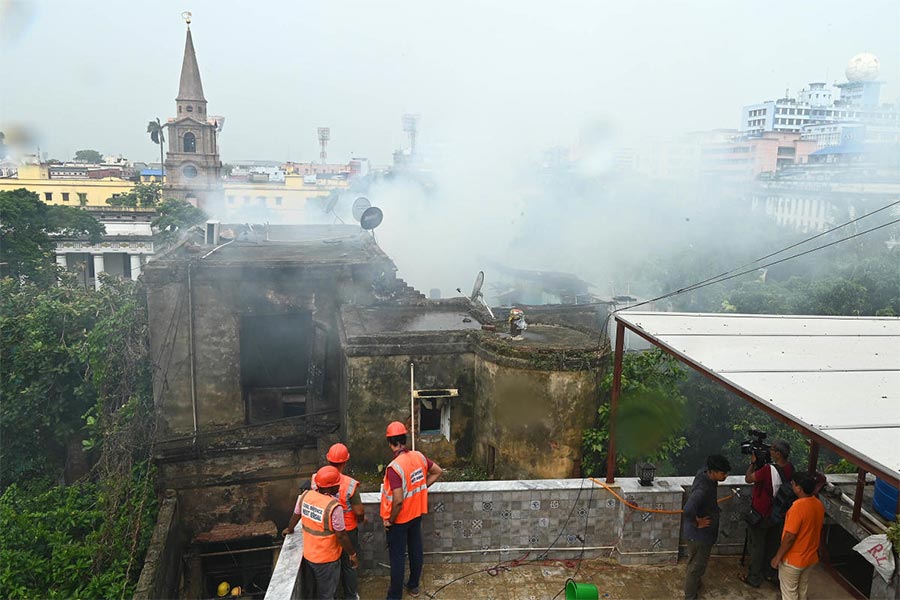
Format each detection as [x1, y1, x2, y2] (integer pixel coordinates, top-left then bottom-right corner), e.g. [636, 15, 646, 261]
[386, 421, 408, 437]
[326, 443, 350, 463]
[315, 465, 341, 488]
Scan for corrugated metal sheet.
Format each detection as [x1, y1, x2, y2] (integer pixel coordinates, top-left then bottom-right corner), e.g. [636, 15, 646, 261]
[615, 312, 900, 482]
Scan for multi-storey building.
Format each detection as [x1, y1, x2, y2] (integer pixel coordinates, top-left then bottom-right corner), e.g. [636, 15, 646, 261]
[741, 53, 900, 146]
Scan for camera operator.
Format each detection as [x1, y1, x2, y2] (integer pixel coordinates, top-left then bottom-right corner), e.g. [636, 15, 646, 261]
[740, 439, 793, 588]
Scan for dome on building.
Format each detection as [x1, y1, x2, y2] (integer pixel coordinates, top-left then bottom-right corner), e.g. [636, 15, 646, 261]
[845, 53, 880, 82]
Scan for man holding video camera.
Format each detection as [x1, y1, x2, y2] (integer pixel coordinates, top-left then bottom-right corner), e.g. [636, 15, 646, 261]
[741, 438, 794, 588]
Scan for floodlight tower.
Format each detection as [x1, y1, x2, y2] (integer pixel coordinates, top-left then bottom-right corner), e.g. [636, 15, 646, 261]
[317, 127, 331, 164]
[402, 114, 419, 155]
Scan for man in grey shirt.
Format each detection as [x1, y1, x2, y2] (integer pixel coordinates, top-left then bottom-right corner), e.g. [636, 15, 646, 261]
[682, 454, 731, 599]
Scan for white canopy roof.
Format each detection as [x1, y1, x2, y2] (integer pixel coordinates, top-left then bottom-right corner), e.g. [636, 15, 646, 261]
[614, 312, 900, 483]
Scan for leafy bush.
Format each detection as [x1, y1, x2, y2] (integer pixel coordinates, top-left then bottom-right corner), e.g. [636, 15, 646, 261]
[0, 465, 156, 599]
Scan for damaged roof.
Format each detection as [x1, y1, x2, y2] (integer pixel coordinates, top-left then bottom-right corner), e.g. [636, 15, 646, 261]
[150, 224, 393, 267]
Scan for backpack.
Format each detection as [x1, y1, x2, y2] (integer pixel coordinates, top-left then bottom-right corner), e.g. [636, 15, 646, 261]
[770, 464, 796, 524]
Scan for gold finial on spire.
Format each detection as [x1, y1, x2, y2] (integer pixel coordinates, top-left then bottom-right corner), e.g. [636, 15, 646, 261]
[182, 11, 192, 27]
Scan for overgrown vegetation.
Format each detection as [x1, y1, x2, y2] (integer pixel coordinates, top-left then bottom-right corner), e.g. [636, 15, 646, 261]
[582, 349, 688, 478]
[0, 218, 157, 598]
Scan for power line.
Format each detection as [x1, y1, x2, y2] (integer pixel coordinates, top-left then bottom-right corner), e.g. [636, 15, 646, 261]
[663, 198, 900, 299]
[615, 215, 900, 315]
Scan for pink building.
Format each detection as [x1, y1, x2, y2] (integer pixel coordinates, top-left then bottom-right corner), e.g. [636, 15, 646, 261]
[701, 132, 817, 180]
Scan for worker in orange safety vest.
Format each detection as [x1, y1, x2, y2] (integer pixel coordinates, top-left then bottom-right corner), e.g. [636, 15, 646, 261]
[308, 443, 365, 600]
[381, 421, 442, 599]
[283, 466, 358, 600]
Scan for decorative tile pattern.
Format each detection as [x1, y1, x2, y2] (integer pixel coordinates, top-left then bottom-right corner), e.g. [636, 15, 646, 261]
[482, 501, 493, 511]
[530, 500, 541, 510]
[500, 510, 512, 519]
[472, 519, 483, 530]
[550, 499, 560, 509]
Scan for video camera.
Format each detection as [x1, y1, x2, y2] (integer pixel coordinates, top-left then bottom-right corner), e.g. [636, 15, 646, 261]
[740, 429, 771, 470]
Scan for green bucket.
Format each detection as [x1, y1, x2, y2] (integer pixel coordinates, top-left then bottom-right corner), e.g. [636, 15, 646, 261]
[565, 579, 599, 600]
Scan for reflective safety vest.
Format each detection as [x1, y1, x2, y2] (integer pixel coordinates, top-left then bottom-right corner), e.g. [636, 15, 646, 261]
[380, 450, 429, 524]
[310, 472, 361, 531]
[299, 490, 342, 564]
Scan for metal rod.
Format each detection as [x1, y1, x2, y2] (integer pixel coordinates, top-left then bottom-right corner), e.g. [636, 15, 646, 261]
[155, 408, 340, 445]
[422, 545, 616, 556]
[410, 362, 416, 451]
[852, 468, 866, 522]
[197, 544, 283, 558]
[187, 263, 199, 438]
[606, 321, 625, 483]
[808, 440, 820, 475]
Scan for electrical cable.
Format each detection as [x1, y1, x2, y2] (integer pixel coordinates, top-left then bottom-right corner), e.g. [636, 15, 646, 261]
[625, 216, 900, 312]
[600, 213, 900, 338]
[428, 478, 592, 597]
[651, 198, 900, 305]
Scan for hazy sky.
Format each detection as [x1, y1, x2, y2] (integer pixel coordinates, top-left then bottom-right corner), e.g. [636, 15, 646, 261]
[1, 0, 898, 165]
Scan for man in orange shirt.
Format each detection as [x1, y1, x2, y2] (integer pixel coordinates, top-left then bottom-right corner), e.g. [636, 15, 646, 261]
[381, 421, 442, 599]
[770, 472, 825, 600]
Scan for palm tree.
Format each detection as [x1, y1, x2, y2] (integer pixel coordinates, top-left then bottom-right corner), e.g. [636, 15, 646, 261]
[146, 118, 166, 181]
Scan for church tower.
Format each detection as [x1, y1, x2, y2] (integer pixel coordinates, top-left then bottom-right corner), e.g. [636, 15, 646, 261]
[164, 16, 222, 209]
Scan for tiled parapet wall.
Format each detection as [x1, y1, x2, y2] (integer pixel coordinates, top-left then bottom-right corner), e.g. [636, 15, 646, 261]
[356, 476, 753, 569]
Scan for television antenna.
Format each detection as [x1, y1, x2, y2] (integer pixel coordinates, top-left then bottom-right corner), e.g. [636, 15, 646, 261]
[457, 271, 495, 319]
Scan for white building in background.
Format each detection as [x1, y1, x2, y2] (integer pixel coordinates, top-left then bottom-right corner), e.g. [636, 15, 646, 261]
[741, 53, 900, 146]
[54, 210, 157, 290]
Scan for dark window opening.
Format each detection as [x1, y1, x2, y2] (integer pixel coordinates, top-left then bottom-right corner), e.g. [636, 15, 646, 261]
[44, 192, 52, 201]
[62, 192, 69, 201]
[419, 402, 442, 432]
[241, 314, 312, 424]
[199, 538, 274, 600]
[184, 132, 196, 153]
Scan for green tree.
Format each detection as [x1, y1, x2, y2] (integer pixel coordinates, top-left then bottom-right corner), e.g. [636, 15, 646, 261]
[152, 198, 206, 243]
[74, 149, 103, 164]
[675, 370, 811, 476]
[0, 189, 104, 284]
[583, 349, 688, 478]
[105, 182, 162, 209]
[146, 118, 166, 179]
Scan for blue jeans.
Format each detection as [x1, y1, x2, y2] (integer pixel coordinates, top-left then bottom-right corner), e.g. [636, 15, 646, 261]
[386, 516, 423, 600]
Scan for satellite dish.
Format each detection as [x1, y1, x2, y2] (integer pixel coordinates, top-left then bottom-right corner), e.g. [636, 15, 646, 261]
[466, 271, 495, 319]
[470, 271, 485, 301]
[352, 197, 371, 221]
[324, 194, 340, 215]
[360, 206, 383, 230]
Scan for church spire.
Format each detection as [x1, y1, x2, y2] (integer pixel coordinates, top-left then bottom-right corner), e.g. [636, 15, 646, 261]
[176, 23, 206, 103]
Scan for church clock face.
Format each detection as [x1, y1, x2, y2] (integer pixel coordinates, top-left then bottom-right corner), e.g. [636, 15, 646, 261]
[183, 165, 198, 179]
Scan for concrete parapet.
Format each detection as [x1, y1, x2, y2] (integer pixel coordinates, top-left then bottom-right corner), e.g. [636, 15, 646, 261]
[133, 490, 182, 600]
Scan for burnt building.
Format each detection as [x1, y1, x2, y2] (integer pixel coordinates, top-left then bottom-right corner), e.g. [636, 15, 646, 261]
[143, 223, 604, 597]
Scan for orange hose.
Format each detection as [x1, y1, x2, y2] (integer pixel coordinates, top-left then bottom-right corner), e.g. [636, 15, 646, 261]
[588, 477, 736, 514]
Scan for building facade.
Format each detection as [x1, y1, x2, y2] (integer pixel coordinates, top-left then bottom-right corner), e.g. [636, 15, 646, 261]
[741, 54, 900, 147]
